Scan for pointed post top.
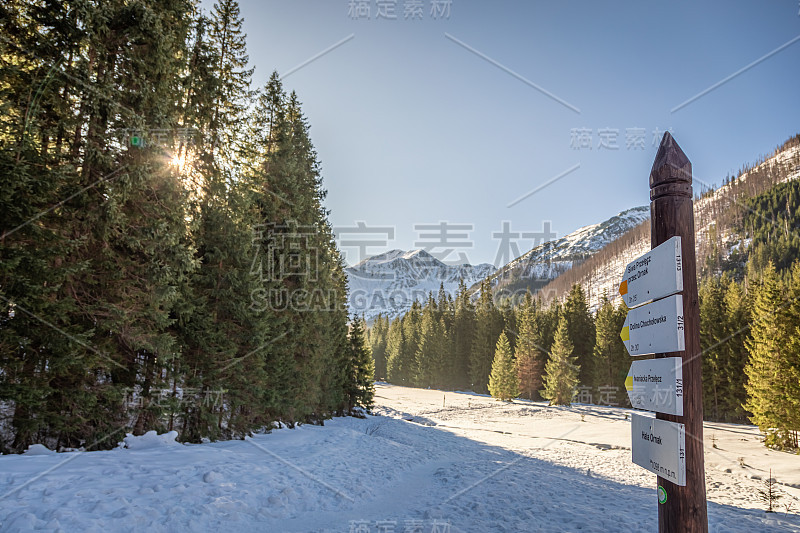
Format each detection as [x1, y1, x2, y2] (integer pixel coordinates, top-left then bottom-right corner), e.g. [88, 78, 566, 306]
[650, 132, 693, 199]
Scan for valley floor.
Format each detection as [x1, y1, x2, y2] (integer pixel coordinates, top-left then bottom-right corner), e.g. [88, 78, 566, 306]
[1, 383, 799, 532]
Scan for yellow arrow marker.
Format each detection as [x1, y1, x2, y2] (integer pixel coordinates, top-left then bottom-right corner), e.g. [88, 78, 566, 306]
[619, 280, 628, 296]
[625, 375, 633, 391]
[620, 326, 630, 342]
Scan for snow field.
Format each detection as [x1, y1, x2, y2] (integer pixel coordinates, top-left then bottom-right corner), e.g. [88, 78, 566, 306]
[0, 383, 798, 532]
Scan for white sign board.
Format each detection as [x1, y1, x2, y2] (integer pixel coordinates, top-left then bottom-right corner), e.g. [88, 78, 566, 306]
[626, 357, 684, 416]
[620, 294, 685, 356]
[631, 413, 686, 486]
[619, 236, 683, 309]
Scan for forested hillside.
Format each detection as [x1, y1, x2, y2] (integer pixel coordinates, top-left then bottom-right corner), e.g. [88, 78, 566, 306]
[372, 134, 800, 448]
[0, 0, 372, 453]
[538, 134, 800, 309]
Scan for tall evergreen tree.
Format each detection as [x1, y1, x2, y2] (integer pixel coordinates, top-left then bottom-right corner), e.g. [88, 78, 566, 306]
[781, 262, 800, 443]
[541, 313, 580, 406]
[592, 295, 628, 405]
[416, 304, 447, 389]
[744, 263, 798, 448]
[386, 314, 412, 385]
[400, 301, 423, 385]
[563, 284, 596, 393]
[469, 280, 503, 393]
[345, 317, 375, 415]
[368, 314, 389, 381]
[174, 0, 269, 440]
[451, 279, 475, 389]
[700, 276, 729, 421]
[515, 292, 546, 400]
[489, 332, 518, 401]
[720, 277, 751, 423]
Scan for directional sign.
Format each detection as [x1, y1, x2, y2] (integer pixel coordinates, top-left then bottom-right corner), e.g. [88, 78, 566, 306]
[619, 236, 683, 309]
[625, 357, 684, 416]
[620, 294, 685, 356]
[631, 413, 686, 486]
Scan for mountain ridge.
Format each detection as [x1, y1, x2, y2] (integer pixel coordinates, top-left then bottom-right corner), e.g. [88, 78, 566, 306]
[345, 249, 495, 321]
[482, 206, 651, 299]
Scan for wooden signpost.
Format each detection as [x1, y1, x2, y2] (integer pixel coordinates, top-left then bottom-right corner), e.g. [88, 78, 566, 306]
[621, 133, 708, 532]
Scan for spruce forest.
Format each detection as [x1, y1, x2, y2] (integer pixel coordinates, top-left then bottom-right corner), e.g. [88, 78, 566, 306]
[369, 152, 800, 450]
[0, 0, 374, 453]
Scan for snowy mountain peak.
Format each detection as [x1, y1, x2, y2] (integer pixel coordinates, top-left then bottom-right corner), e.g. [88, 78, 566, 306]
[352, 248, 444, 269]
[401, 249, 439, 262]
[346, 207, 652, 321]
[346, 250, 495, 321]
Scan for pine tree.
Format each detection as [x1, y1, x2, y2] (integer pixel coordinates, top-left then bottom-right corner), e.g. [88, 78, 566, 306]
[386, 316, 411, 385]
[700, 276, 728, 421]
[563, 284, 596, 394]
[368, 314, 389, 381]
[515, 293, 546, 400]
[744, 263, 797, 448]
[720, 277, 751, 423]
[345, 317, 375, 415]
[207, 0, 255, 162]
[489, 332, 518, 401]
[435, 286, 457, 389]
[0, 0, 95, 451]
[541, 313, 580, 406]
[592, 295, 629, 405]
[416, 303, 445, 389]
[452, 279, 475, 389]
[781, 261, 800, 444]
[401, 301, 423, 386]
[174, 0, 269, 440]
[470, 280, 503, 393]
[498, 297, 518, 355]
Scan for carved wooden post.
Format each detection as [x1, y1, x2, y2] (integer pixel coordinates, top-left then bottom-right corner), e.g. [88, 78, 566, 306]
[650, 132, 708, 532]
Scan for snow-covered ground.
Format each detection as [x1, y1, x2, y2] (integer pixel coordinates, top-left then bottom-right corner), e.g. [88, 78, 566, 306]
[1, 384, 799, 532]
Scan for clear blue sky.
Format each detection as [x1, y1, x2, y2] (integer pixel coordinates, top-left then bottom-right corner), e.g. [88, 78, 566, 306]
[210, 0, 800, 266]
